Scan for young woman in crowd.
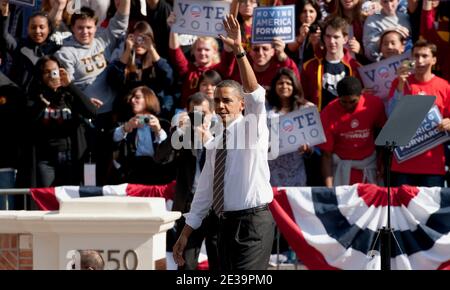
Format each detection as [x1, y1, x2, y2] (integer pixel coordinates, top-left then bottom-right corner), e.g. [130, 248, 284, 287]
[196, 70, 222, 126]
[267, 68, 315, 187]
[198, 70, 222, 102]
[112, 85, 174, 185]
[109, 20, 174, 120]
[0, 0, 60, 93]
[379, 28, 406, 60]
[29, 56, 97, 187]
[287, 0, 322, 70]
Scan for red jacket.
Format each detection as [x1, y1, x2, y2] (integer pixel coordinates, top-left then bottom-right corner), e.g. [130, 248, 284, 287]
[301, 50, 361, 111]
[169, 47, 234, 108]
[421, 9, 450, 82]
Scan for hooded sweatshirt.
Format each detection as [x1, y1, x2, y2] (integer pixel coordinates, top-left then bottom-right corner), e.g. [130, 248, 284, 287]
[55, 13, 128, 114]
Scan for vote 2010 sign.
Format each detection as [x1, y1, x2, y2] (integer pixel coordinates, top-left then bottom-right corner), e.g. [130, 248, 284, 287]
[252, 5, 295, 44]
[358, 51, 411, 101]
[270, 107, 326, 157]
[394, 105, 450, 163]
[172, 0, 230, 37]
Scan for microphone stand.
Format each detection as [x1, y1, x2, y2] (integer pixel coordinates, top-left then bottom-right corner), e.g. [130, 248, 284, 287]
[380, 141, 395, 270]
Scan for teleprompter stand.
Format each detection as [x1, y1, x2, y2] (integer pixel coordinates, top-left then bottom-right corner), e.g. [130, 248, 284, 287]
[374, 95, 436, 270]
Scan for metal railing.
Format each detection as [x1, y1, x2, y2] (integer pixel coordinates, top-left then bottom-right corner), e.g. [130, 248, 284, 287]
[0, 188, 31, 210]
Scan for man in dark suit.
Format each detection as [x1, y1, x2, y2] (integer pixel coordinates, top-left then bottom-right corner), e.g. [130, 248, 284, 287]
[155, 92, 219, 270]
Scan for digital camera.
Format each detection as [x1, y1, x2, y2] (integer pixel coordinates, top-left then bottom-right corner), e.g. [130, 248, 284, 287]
[138, 115, 150, 125]
[188, 111, 205, 126]
[402, 60, 415, 71]
[188, 111, 205, 146]
[309, 23, 320, 34]
[50, 69, 60, 79]
[136, 36, 145, 45]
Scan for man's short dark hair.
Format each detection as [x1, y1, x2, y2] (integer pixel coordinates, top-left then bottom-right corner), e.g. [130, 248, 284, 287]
[199, 70, 222, 87]
[413, 39, 437, 57]
[337, 76, 362, 97]
[322, 16, 349, 38]
[70, 7, 98, 28]
[215, 80, 244, 100]
[186, 92, 212, 111]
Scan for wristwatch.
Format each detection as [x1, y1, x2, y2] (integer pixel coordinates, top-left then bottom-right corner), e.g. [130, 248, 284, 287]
[236, 50, 246, 59]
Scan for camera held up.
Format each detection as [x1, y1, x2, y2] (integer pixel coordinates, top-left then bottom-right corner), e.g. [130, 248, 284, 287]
[138, 115, 150, 125]
[188, 111, 205, 148]
[50, 69, 60, 79]
[402, 60, 416, 71]
[308, 23, 320, 35]
[136, 36, 145, 45]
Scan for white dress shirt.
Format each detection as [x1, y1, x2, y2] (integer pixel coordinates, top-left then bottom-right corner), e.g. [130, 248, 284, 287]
[185, 85, 273, 230]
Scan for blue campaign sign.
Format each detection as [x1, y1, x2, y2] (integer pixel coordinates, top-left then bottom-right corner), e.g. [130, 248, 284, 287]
[10, 0, 35, 7]
[252, 5, 295, 44]
[394, 105, 450, 163]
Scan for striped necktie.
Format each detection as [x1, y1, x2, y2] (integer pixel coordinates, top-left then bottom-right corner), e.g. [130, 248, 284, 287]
[212, 130, 227, 215]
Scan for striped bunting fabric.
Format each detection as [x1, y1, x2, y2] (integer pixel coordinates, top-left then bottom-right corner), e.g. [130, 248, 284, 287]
[269, 184, 450, 270]
[31, 182, 176, 211]
[31, 182, 450, 269]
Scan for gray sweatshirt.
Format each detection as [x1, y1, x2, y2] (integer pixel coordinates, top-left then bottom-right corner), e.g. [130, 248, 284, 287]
[55, 13, 128, 114]
[363, 12, 411, 62]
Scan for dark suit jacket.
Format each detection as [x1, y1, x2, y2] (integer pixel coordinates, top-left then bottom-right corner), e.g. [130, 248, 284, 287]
[116, 118, 175, 185]
[0, 72, 25, 169]
[155, 127, 205, 213]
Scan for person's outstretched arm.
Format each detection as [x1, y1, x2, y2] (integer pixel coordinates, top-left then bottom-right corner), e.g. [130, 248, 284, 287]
[167, 12, 180, 50]
[116, 0, 131, 16]
[219, 14, 258, 93]
[0, 0, 17, 52]
[47, 0, 67, 29]
[420, 0, 445, 47]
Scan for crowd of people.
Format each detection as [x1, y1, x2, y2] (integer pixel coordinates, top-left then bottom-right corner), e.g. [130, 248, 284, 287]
[0, 0, 449, 270]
